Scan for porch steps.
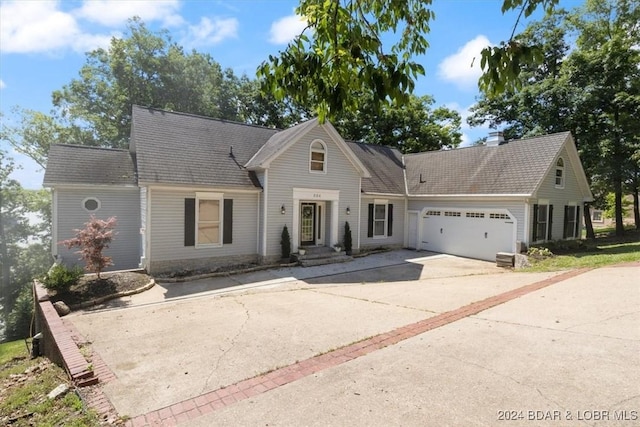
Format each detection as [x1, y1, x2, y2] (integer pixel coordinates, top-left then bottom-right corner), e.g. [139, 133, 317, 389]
[294, 246, 353, 267]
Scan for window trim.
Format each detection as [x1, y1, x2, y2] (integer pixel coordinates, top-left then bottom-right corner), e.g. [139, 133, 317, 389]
[82, 197, 101, 213]
[372, 202, 388, 239]
[555, 157, 565, 189]
[533, 201, 552, 243]
[309, 139, 327, 174]
[195, 192, 223, 248]
[564, 203, 580, 239]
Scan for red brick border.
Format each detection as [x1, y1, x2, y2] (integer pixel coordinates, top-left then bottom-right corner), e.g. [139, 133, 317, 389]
[125, 268, 590, 426]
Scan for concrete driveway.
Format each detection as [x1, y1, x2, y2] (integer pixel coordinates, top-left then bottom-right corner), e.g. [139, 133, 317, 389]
[66, 252, 640, 426]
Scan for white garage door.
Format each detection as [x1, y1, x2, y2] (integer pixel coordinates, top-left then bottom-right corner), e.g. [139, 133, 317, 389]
[421, 209, 514, 261]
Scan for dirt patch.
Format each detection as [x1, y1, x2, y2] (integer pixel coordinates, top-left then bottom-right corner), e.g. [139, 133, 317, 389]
[49, 271, 152, 307]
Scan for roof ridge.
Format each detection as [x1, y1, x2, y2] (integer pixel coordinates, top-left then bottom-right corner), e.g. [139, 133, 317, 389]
[132, 104, 285, 132]
[51, 143, 129, 152]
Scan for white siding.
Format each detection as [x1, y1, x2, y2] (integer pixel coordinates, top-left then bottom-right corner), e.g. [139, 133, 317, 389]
[148, 188, 258, 262]
[407, 199, 527, 243]
[534, 147, 586, 240]
[360, 197, 406, 248]
[56, 187, 141, 271]
[266, 127, 361, 257]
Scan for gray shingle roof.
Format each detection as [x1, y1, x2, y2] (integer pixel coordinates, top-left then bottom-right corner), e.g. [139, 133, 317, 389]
[245, 118, 319, 169]
[348, 142, 405, 195]
[404, 132, 570, 195]
[132, 105, 279, 187]
[43, 144, 137, 186]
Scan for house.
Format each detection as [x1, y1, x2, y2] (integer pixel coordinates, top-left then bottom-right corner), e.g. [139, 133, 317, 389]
[43, 106, 593, 274]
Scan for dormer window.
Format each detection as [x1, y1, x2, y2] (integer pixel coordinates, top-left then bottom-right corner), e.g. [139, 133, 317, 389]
[310, 140, 326, 173]
[555, 157, 564, 188]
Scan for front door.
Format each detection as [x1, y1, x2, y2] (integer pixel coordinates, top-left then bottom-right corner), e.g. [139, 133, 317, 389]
[300, 202, 316, 246]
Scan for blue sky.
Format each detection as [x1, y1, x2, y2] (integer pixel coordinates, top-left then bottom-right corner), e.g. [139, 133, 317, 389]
[1, 0, 583, 189]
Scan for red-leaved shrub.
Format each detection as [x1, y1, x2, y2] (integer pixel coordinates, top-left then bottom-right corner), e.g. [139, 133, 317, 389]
[61, 215, 117, 278]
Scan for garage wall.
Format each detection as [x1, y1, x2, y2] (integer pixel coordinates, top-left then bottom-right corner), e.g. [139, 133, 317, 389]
[407, 199, 526, 242]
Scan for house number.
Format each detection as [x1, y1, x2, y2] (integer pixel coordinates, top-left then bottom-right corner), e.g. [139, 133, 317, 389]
[313, 193, 321, 198]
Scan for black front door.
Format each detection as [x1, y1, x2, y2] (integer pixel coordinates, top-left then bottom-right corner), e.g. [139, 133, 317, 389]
[300, 202, 316, 245]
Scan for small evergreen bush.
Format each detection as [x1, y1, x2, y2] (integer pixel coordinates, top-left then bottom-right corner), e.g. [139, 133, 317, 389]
[41, 264, 83, 292]
[281, 225, 291, 259]
[344, 221, 353, 255]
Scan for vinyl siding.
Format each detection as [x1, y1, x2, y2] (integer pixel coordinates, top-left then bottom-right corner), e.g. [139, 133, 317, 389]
[265, 127, 361, 257]
[55, 187, 141, 271]
[407, 199, 527, 243]
[148, 188, 258, 262]
[360, 197, 406, 247]
[533, 147, 586, 240]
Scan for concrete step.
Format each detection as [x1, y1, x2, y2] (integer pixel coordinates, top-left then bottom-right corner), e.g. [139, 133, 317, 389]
[299, 255, 353, 267]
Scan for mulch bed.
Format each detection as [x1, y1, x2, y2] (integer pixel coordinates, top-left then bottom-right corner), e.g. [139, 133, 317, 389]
[49, 271, 152, 307]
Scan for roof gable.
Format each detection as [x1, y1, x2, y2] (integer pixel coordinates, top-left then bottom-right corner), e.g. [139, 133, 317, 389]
[404, 132, 579, 197]
[245, 119, 370, 178]
[43, 144, 137, 186]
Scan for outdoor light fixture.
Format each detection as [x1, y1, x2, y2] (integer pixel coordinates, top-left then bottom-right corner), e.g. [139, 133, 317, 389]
[281, 204, 286, 214]
[346, 206, 351, 215]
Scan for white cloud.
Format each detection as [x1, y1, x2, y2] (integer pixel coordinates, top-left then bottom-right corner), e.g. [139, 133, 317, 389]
[0, 1, 82, 53]
[0, 79, 5, 89]
[74, 0, 181, 27]
[269, 14, 307, 44]
[182, 17, 238, 48]
[438, 35, 492, 90]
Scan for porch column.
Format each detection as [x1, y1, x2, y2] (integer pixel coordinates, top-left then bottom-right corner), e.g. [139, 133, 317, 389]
[292, 199, 300, 253]
[331, 201, 339, 246]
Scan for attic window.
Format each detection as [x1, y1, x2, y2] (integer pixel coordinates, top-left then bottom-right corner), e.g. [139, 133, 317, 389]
[309, 140, 326, 173]
[82, 197, 100, 212]
[555, 157, 565, 188]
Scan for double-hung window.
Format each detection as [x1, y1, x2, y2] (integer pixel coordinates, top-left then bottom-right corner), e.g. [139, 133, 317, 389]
[532, 202, 553, 242]
[563, 204, 580, 239]
[555, 158, 565, 188]
[367, 201, 394, 238]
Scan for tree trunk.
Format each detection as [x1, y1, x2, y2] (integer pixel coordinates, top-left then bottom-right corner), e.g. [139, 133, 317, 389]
[633, 186, 640, 231]
[583, 203, 595, 239]
[0, 191, 11, 315]
[614, 176, 625, 236]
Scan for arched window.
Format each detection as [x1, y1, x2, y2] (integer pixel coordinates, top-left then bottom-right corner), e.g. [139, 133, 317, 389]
[309, 140, 327, 173]
[555, 157, 564, 188]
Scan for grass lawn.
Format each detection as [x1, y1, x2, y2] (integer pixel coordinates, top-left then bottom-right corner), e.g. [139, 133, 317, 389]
[0, 340, 100, 426]
[526, 228, 640, 272]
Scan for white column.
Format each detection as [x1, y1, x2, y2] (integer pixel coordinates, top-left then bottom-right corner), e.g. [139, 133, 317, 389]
[331, 200, 339, 246]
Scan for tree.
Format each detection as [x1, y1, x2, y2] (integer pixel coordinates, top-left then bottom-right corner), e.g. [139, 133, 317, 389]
[468, 0, 640, 237]
[62, 216, 117, 279]
[258, 0, 560, 121]
[334, 93, 461, 153]
[0, 149, 51, 341]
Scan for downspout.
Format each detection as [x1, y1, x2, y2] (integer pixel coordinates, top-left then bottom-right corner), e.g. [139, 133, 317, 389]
[261, 170, 269, 259]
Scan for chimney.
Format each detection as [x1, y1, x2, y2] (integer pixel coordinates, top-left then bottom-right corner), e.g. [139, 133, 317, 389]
[486, 131, 505, 146]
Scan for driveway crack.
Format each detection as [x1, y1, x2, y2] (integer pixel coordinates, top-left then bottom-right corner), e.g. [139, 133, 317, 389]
[307, 288, 437, 314]
[200, 297, 250, 393]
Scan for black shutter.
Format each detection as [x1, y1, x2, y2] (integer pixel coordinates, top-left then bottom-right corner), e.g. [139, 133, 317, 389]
[532, 204, 539, 242]
[367, 204, 374, 237]
[387, 204, 394, 237]
[563, 205, 569, 239]
[547, 204, 554, 241]
[223, 199, 233, 244]
[575, 205, 581, 238]
[184, 198, 195, 246]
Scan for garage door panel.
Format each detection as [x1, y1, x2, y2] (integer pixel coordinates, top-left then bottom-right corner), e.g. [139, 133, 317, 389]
[421, 209, 514, 261]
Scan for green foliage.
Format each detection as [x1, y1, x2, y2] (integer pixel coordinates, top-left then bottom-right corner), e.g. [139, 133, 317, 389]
[259, 0, 558, 120]
[62, 216, 116, 278]
[526, 240, 640, 271]
[40, 264, 83, 293]
[470, 0, 640, 236]
[334, 94, 461, 153]
[281, 225, 291, 260]
[604, 193, 632, 219]
[344, 222, 353, 255]
[527, 246, 554, 259]
[3, 287, 33, 342]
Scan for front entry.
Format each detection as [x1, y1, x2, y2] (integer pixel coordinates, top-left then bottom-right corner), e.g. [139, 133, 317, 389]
[300, 202, 323, 246]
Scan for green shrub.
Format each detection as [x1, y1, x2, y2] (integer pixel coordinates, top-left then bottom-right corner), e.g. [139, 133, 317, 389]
[527, 246, 554, 259]
[40, 264, 83, 292]
[4, 287, 34, 341]
[281, 225, 291, 259]
[344, 221, 353, 255]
